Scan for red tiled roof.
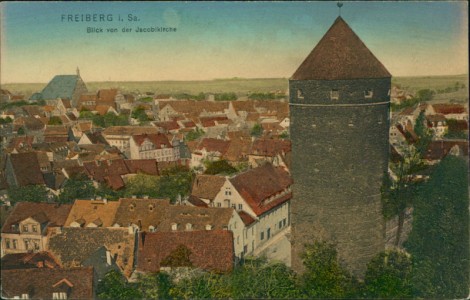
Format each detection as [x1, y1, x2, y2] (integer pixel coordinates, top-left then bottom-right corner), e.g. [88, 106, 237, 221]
[424, 140, 469, 161]
[132, 133, 172, 149]
[238, 211, 256, 226]
[97, 89, 118, 104]
[137, 230, 234, 273]
[230, 163, 292, 216]
[2, 202, 72, 234]
[187, 196, 209, 207]
[251, 139, 291, 156]
[432, 104, 466, 115]
[7, 152, 46, 186]
[65, 199, 120, 227]
[292, 17, 391, 80]
[192, 175, 226, 200]
[154, 120, 180, 132]
[124, 159, 160, 176]
[1, 267, 94, 300]
[198, 138, 230, 155]
[1, 251, 62, 270]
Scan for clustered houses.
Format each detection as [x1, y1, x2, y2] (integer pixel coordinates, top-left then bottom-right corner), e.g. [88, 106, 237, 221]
[390, 102, 468, 164]
[190, 163, 292, 257]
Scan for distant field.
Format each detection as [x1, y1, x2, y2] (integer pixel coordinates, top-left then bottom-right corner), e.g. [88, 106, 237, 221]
[2, 74, 468, 102]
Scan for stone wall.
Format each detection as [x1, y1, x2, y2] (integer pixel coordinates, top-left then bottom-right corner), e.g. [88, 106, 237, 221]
[290, 78, 390, 277]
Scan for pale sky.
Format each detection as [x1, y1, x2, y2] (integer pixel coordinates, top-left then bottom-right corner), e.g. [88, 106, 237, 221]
[0, 1, 468, 83]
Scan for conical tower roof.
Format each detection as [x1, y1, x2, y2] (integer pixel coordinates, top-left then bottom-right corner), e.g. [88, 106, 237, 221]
[292, 17, 391, 80]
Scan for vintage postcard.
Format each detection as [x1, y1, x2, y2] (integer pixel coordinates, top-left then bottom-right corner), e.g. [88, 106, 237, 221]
[0, 1, 468, 299]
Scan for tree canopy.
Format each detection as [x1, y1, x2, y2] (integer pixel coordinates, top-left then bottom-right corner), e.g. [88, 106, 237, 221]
[405, 155, 469, 298]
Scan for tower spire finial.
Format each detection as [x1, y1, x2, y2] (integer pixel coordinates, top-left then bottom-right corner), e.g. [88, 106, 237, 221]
[76, 66, 80, 76]
[337, 2, 343, 16]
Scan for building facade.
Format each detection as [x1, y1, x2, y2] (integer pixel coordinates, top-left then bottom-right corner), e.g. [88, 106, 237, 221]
[290, 17, 391, 276]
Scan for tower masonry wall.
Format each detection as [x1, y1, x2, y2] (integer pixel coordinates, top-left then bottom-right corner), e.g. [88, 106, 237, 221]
[289, 77, 390, 277]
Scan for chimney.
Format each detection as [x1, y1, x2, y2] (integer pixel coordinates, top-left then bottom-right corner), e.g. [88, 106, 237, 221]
[106, 250, 112, 266]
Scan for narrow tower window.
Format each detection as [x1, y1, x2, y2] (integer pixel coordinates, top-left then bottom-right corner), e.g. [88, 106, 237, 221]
[330, 89, 339, 100]
[364, 89, 373, 99]
[297, 89, 304, 99]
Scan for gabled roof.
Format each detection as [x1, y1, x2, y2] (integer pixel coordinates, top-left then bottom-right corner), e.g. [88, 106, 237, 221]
[229, 163, 292, 216]
[432, 104, 467, 115]
[137, 230, 234, 273]
[1, 251, 62, 270]
[291, 16, 391, 80]
[132, 133, 172, 149]
[158, 205, 235, 232]
[2, 202, 72, 234]
[7, 152, 45, 186]
[238, 210, 256, 226]
[191, 174, 226, 200]
[198, 138, 231, 155]
[113, 198, 171, 229]
[102, 126, 159, 136]
[1, 267, 94, 300]
[64, 199, 120, 227]
[48, 227, 136, 278]
[40, 75, 84, 100]
[251, 138, 291, 156]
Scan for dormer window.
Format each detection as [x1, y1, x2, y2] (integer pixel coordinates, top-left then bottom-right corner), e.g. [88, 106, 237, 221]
[129, 204, 135, 211]
[171, 223, 178, 231]
[364, 89, 373, 99]
[148, 204, 154, 211]
[205, 224, 212, 230]
[297, 89, 304, 99]
[52, 292, 67, 299]
[32, 225, 38, 233]
[330, 89, 339, 100]
[186, 223, 193, 231]
[149, 225, 155, 232]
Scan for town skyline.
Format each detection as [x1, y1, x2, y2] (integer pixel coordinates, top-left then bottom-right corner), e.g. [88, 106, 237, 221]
[1, 1, 468, 84]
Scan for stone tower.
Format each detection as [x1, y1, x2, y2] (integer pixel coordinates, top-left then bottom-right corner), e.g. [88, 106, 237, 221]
[290, 16, 391, 276]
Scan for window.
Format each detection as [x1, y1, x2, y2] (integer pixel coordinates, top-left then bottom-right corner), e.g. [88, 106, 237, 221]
[13, 239, 17, 249]
[22, 294, 29, 299]
[5, 238, 10, 249]
[32, 225, 38, 233]
[23, 225, 29, 232]
[217, 203, 222, 208]
[149, 225, 155, 232]
[330, 89, 339, 100]
[297, 89, 304, 99]
[279, 220, 283, 229]
[52, 292, 67, 299]
[283, 218, 287, 227]
[238, 204, 243, 210]
[186, 223, 193, 231]
[260, 231, 264, 241]
[243, 245, 248, 254]
[231, 204, 236, 209]
[205, 224, 212, 230]
[237, 236, 240, 245]
[267, 228, 271, 240]
[24, 240, 30, 249]
[171, 223, 178, 231]
[364, 89, 373, 99]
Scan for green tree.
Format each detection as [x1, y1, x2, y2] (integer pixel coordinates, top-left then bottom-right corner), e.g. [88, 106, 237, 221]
[204, 159, 237, 175]
[131, 106, 150, 124]
[413, 111, 432, 157]
[250, 123, 263, 137]
[215, 92, 237, 101]
[415, 89, 435, 102]
[95, 183, 124, 200]
[185, 128, 205, 141]
[79, 109, 94, 119]
[8, 185, 49, 204]
[17, 127, 25, 135]
[124, 173, 160, 198]
[157, 167, 195, 203]
[59, 175, 95, 203]
[363, 250, 413, 298]
[230, 259, 301, 299]
[97, 270, 142, 300]
[0, 117, 12, 124]
[405, 155, 469, 298]
[47, 116, 63, 125]
[137, 272, 173, 300]
[299, 241, 358, 298]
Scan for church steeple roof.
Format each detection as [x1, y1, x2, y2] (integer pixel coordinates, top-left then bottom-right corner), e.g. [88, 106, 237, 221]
[291, 16, 391, 81]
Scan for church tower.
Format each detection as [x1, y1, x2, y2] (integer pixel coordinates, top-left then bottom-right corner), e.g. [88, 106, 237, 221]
[290, 16, 391, 276]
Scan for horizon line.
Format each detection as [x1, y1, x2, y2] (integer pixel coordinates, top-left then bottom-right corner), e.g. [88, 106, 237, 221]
[1, 74, 468, 86]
